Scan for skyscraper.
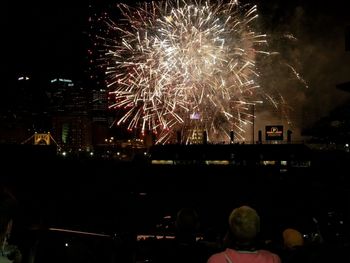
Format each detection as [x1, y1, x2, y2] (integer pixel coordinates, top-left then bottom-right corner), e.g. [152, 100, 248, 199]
[49, 78, 92, 152]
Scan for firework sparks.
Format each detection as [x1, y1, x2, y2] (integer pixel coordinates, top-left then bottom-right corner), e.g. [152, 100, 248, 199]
[286, 64, 309, 89]
[102, 0, 270, 144]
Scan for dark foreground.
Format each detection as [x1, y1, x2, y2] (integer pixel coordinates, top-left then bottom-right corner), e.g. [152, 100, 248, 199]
[1, 143, 350, 262]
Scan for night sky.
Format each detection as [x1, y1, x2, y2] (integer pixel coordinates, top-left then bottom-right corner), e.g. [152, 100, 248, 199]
[2, 0, 350, 251]
[2, 0, 350, 135]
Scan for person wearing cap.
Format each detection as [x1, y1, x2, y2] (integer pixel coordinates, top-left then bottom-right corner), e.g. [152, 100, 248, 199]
[207, 205, 280, 263]
[279, 228, 313, 263]
[282, 228, 304, 249]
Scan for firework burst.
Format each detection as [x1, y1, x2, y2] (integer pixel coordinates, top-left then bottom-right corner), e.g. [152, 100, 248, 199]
[102, 0, 270, 144]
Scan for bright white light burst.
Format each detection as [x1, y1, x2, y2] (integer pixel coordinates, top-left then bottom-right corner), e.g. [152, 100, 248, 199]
[104, 0, 269, 144]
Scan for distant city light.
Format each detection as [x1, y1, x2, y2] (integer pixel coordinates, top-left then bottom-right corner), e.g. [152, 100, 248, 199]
[59, 78, 72, 83]
[50, 78, 73, 83]
[18, 76, 30, 81]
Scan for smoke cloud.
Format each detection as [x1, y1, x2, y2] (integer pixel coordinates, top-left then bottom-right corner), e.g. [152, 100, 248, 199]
[255, 1, 350, 141]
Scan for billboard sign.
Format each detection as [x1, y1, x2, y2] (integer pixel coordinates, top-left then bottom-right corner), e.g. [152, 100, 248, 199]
[265, 125, 283, 141]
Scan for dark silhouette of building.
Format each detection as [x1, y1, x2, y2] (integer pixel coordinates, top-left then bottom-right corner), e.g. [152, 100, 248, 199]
[49, 78, 92, 152]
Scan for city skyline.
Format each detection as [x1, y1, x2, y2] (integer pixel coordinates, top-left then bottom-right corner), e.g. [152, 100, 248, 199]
[2, 0, 350, 143]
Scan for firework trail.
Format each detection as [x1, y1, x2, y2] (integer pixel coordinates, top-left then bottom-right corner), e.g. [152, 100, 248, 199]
[286, 64, 309, 89]
[102, 0, 270, 144]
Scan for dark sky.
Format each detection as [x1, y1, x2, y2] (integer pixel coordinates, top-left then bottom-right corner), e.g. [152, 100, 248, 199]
[2, 0, 350, 135]
[2, 0, 347, 77]
[2, 1, 89, 80]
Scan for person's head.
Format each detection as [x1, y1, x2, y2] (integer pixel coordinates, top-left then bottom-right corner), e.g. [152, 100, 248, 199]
[282, 228, 304, 249]
[175, 208, 199, 235]
[228, 206, 260, 247]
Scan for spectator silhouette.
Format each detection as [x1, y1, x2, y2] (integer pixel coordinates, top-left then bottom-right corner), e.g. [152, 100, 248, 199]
[175, 207, 199, 244]
[207, 205, 280, 263]
[283, 228, 304, 248]
[278, 226, 348, 263]
[151, 207, 209, 263]
[278, 228, 309, 263]
[0, 187, 21, 263]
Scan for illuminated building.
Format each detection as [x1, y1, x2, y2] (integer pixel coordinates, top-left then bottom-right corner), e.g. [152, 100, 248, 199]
[188, 129, 204, 145]
[91, 88, 113, 146]
[49, 78, 92, 152]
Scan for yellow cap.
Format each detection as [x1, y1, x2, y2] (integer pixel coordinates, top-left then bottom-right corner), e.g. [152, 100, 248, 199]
[283, 228, 304, 248]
